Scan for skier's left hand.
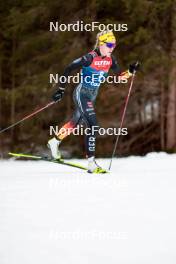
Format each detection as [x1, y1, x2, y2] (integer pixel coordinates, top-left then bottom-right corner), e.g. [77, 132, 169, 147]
[129, 62, 140, 74]
[52, 87, 65, 102]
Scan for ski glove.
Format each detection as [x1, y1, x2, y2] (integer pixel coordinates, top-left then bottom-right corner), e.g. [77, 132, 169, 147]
[52, 87, 65, 102]
[129, 62, 140, 74]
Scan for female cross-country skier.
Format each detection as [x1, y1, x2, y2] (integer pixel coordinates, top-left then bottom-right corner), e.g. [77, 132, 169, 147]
[48, 30, 139, 173]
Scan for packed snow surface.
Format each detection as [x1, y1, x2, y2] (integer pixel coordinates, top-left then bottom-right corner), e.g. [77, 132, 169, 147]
[0, 152, 176, 264]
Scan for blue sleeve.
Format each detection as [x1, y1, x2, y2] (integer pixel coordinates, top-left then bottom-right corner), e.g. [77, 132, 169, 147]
[59, 53, 93, 87]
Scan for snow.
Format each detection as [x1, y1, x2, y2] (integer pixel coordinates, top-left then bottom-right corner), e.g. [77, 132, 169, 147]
[0, 153, 176, 264]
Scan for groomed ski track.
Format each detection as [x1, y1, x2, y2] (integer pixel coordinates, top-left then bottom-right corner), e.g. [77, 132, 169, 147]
[0, 152, 176, 264]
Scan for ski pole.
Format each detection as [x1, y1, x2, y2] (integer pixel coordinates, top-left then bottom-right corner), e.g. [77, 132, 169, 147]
[0, 101, 56, 134]
[108, 72, 136, 171]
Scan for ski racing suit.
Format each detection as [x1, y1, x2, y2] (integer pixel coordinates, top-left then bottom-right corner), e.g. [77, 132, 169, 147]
[56, 48, 131, 158]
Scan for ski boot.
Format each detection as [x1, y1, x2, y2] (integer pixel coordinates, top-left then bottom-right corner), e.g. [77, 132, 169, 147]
[47, 137, 61, 160]
[87, 156, 107, 174]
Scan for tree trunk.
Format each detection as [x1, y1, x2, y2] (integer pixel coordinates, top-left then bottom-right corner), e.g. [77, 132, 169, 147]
[167, 2, 176, 150]
[10, 29, 16, 140]
[160, 81, 165, 150]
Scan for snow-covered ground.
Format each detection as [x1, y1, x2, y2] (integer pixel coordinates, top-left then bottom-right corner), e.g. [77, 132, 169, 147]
[0, 153, 176, 264]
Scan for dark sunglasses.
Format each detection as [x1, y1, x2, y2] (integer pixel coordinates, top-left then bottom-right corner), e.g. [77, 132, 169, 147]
[105, 42, 116, 48]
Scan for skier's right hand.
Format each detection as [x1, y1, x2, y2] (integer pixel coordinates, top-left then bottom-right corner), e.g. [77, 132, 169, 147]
[129, 62, 140, 74]
[52, 87, 65, 102]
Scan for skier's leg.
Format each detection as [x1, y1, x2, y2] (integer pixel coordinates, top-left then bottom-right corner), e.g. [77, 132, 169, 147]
[48, 109, 82, 159]
[48, 85, 82, 159]
[77, 90, 106, 173]
[56, 109, 82, 140]
[83, 102, 98, 158]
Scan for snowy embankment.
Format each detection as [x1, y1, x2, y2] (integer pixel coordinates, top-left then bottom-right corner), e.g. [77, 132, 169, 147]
[0, 153, 176, 264]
